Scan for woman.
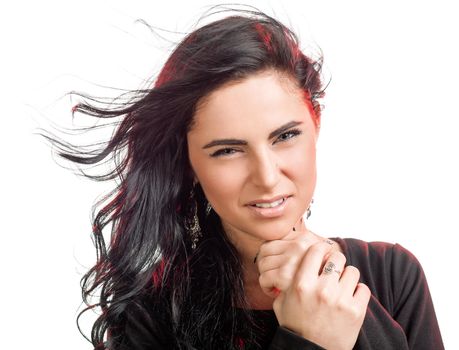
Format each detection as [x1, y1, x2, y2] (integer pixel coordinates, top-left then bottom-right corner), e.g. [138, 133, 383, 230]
[40, 5, 444, 350]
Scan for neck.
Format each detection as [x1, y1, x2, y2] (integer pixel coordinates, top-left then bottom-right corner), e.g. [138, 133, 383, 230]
[222, 228, 270, 309]
[221, 218, 308, 310]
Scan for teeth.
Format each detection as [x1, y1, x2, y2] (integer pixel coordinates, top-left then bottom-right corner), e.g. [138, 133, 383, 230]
[254, 198, 284, 208]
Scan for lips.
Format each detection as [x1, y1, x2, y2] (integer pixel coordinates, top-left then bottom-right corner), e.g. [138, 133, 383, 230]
[246, 195, 291, 218]
[246, 194, 291, 206]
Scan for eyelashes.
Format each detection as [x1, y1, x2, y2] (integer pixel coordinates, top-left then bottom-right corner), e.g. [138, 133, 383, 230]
[274, 128, 302, 143]
[210, 148, 238, 157]
[209, 128, 303, 158]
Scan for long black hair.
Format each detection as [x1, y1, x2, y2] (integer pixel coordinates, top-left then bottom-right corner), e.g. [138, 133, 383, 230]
[37, 4, 325, 349]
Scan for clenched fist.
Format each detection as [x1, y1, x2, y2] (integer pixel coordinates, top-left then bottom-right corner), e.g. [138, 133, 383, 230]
[256, 227, 371, 350]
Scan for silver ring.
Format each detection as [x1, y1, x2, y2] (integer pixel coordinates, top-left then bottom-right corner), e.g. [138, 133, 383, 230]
[322, 261, 341, 276]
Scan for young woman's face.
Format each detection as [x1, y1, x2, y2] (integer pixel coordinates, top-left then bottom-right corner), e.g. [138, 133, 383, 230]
[187, 70, 319, 249]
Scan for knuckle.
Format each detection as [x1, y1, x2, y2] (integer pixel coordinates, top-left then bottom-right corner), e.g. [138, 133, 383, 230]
[258, 273, 265, 285]
[278, 266, 292, 281]
[337, 252, 347, 264]
[294, 280, 309, 295]
[317, 286, 332, 303]
[258, 244, 268, 257]
[291, 240, 307, 253]
[257, 256, 267, 271]
[349, 304, 365, 320]
[258, 273, 269, 288]
[360, 283, 372, 297]
[283, 253, 295, 266]
[328, 251, 346, 264]
[336, 299, 362, 319]
[308, 242, 327, 257]
[299, 239, 309, 251]
[336, 298, 349, 312]
[310, 241, 325, 252]
[345, 265, 360, 278]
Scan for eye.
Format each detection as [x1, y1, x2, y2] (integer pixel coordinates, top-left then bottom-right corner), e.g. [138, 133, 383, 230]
[210, 148, 240, 158]
[209, 129, 302, 157]
[274, 128, 302, 144]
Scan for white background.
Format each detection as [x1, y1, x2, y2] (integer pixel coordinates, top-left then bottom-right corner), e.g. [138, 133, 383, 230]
[1, 0, 458, 348]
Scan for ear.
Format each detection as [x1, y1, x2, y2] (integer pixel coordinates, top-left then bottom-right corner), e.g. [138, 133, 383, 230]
[186, 161, 198, 185]
[191, 170, 200, 186]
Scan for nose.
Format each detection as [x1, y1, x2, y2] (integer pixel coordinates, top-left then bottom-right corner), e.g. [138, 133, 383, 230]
[249, 148, 281, 189]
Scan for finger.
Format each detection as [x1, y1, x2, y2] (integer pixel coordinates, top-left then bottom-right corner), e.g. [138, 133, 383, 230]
[257, 239, 292, 260]
[259, 264, 298, 294]
[256, 231, 317, 267]
[261, 288, 279, 299]
[294, 241, 335, 283]
[257, 254, 287, 274]
[259, 269, 287, 296]
[318, 251, 346, 280]
[338, 265, 361, 295]
[353, 282, 372, 308]
[271, 287, 281, 297]
[323, 238, 336, 246]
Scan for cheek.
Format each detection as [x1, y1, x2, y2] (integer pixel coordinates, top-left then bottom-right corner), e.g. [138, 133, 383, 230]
[282, 142, 317, 189]
[196, 164, 245, 213]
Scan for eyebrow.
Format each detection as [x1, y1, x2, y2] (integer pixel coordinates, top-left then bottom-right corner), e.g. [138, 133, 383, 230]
[202, 120, 303, 149]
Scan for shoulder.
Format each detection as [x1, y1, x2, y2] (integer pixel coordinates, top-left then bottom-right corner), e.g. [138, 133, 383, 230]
[330, 237, 426, 311]
[330, 236, 421, 270]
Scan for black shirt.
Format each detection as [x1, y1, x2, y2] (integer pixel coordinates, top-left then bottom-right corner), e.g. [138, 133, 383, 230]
[265, 237, 444, 349]
[114, 237, 444, 349]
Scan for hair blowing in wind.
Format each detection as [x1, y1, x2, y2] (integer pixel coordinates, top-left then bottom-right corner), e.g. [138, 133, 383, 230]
[36, 5, 325, 349]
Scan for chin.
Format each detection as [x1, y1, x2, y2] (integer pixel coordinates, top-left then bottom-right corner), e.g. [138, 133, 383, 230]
[246, 218, 296, 241]
[220, 205, 306, 242]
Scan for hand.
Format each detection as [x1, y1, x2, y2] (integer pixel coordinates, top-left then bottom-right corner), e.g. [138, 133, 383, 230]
[256, 226, 326, 297]
[256, 229, 371, 349]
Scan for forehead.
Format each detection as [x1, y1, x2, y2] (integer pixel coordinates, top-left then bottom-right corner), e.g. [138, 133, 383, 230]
[190, 71, 311, 137]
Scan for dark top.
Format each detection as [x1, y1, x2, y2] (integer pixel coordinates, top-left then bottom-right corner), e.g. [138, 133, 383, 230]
[115, 237, 445, 349]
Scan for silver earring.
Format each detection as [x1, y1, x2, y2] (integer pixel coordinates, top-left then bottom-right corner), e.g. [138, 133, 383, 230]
[185, 189, 202, 249]
[205, 202, 212, 216]
[306, 198, 314, 219]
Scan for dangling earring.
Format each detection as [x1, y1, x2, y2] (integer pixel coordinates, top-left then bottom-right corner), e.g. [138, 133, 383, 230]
[306, 198, 314, 219]
[205, 201, 212, 216]
[185, 188, 202, 250]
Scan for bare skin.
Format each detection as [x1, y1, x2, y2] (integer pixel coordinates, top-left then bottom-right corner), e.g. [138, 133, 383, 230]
[243, 219, 342, 310]
[250, 219, 370, 350]
[187, 70, 371, 349]
[243, 219, 344, 310]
